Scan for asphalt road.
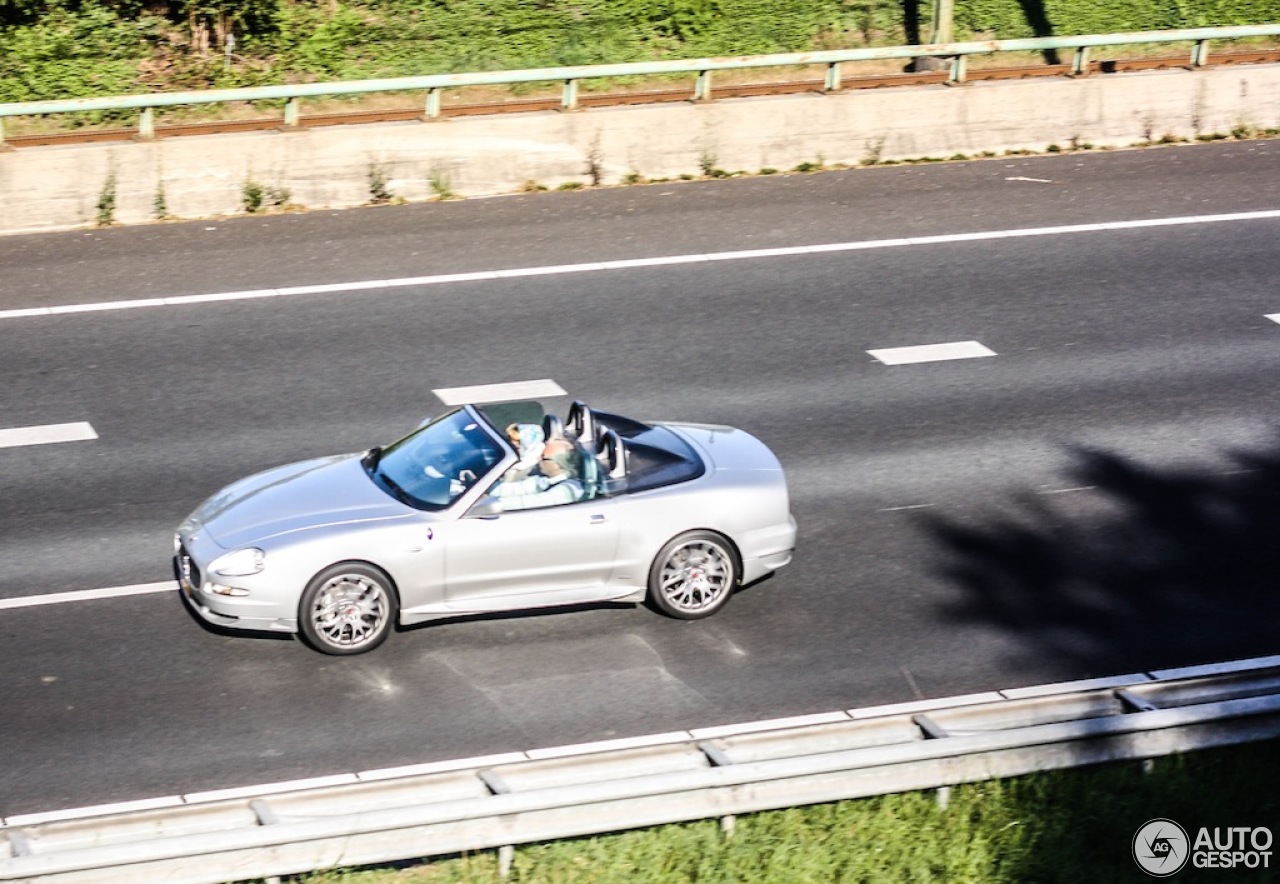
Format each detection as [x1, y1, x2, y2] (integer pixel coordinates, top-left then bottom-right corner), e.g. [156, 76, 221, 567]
[1, 140, 1278, 817]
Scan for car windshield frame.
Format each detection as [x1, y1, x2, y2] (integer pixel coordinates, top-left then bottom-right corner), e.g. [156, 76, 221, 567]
[362, 407, 509, 511]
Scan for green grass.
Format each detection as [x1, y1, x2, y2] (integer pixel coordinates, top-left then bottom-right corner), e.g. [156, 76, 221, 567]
[294, 739, 1279, 883]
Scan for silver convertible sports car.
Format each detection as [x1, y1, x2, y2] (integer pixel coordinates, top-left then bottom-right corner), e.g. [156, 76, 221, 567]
[175, 393, 796, 654]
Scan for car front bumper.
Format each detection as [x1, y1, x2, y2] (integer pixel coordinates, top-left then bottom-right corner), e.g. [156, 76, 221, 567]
[175, 546, 298, 634]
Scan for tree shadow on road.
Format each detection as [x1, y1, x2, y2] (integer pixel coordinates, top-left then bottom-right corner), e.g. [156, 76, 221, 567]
[923, 434, 1280, 676]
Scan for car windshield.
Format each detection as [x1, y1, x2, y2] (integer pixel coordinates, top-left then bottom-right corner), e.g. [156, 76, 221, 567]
[363, 408, 506, 510]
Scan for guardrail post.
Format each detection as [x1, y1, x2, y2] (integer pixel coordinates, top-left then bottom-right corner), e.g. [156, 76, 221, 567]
[1072, 46, 1091, 76]
[694, 69, 712, 101]
[1191, 39, 1210, 66]
[6, 829, 32, 856]
[824, 61, 842, 92]
[138, 107, 155, 140]
[914, 714, 950, 739]
[249, 799, 279, 826]
[562, 78, 579, 111]
[283, 97, 300, 128]
[498, 844, 515, 878]
[424, 87, 442, 120]
[947, 55, 967, 84]
[0, 117, 7, 150]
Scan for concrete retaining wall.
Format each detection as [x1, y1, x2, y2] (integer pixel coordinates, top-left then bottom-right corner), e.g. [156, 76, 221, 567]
[2, 64, 1278, 235]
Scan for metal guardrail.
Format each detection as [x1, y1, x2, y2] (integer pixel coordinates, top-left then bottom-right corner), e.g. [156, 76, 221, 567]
[3, 654, 1279, 883]
[0, 25, 1278, 145]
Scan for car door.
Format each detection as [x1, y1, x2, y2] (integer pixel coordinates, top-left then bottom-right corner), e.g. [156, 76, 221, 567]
[441, 499, 621, 606]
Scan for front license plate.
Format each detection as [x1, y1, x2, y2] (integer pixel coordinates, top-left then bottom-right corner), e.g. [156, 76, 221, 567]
[177, 555, 195, 597]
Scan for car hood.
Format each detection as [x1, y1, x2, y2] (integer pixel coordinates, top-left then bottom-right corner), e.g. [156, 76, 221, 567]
[191, 454, 412, 549]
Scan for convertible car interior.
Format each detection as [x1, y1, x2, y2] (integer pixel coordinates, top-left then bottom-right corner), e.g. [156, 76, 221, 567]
[476, 399, 707, 505]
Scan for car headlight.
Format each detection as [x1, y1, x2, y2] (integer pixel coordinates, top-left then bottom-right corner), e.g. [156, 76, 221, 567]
[210, 548, 266, 577]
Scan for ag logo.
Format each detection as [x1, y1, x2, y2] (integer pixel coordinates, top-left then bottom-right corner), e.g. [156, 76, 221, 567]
[1134, 819, 1190, 876]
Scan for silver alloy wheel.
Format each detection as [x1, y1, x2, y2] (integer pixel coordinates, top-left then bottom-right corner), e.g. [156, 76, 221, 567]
[309, 571, 391, 651]
[655, 534, 735, 617]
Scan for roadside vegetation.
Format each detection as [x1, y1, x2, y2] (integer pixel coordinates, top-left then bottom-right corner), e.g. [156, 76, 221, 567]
[287, 740, 1280, 883]
[2, 0, 1278, 111]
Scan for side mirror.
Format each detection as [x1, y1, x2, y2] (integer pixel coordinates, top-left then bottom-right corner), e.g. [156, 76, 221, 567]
[466, 496, 504, 519]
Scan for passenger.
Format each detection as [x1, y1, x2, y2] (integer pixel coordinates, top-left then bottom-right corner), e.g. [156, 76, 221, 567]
[492, 437, 584, 510]
[503, 423, 545, 479]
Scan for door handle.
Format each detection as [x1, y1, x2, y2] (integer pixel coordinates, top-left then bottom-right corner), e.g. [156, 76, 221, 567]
[590, 514, 607, 524]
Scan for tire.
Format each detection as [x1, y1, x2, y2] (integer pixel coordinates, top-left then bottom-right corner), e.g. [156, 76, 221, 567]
[299, 562, 398, 655]
[648, 531, 738, 620]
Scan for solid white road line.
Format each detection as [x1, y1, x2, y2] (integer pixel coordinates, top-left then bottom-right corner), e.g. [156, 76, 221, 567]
[867, 341, 997, 365]
[0, 581, 173, 611]
[184, 775, 360, 805]
[0, 421, 97, 449]
[5, 796, 185, 827]
[1, 210, 1277, 321]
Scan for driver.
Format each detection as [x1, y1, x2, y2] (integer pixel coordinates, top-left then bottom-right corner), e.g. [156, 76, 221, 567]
[492, 437, 584, 510]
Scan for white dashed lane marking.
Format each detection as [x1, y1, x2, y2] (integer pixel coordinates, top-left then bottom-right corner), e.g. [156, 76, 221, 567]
[434, 379, 567, 405]
[0, 421, 97, 449]
[0, 582, 173, 611]
[867, 341, 997, 365]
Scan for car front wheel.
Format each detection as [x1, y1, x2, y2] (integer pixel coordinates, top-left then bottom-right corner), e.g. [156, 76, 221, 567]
[299, 563, 397, 655]
[648, 531, 737, 620]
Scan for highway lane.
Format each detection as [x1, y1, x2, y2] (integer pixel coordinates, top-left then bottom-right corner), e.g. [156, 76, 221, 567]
[1, 139, 1277, 309]
[2, 143, 1279, 816]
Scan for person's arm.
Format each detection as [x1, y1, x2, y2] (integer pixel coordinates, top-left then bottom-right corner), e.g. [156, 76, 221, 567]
[492, 473, 548, 498]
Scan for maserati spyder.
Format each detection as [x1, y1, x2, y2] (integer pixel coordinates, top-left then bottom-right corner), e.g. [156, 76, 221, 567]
[175, 392, 795, 654]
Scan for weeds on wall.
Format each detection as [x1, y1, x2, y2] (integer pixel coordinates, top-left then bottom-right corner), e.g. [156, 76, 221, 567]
[698, 147, 717, 177]
[367, 161, 393, 204]
[95, 167, 117, 226]
[427, 165, 455, 200]
[70, 120, 1280, 229]
[241, 177, 290, 213]
[862, 136, 887, 166]
[152, 181, 169, 220]
[585, 134, 605, 187]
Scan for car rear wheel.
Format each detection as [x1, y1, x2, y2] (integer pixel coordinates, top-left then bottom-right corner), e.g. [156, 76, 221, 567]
[648, 531, 737, 620]
[299, 563, 397, 655]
